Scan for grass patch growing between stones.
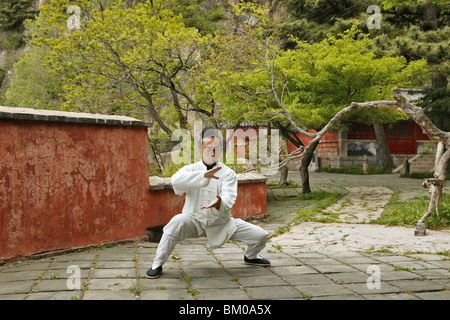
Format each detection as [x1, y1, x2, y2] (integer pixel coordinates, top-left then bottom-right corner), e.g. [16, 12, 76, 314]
[270, 191, 344, 237]
[372, 192, 450, 229]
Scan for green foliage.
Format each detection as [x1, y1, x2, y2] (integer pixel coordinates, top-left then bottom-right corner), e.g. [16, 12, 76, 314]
[374, 193, 450, 229]
[420, 87, 450, 131]
[0, 0, 38, 30]
[24, 0, 211, 132]
[5, 46, 64, 109]
[208, 19, 428, 132]
[381, 0, 449, 11]
[163, 0, 228, 35]
[279, 25, 427, 127]
[276, 0, 372, 46]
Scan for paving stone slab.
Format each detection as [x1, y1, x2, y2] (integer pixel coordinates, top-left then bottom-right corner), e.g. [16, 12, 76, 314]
[332, 256, 382, 265]
[0, 270, 43, 282]
[362, 293, 420, 300]
[237, 275, 287, 287]
[349, 263, 397, 273]
[50, 261, 93, 270]
[388, 260, 441, 270]
[412, 269, 450, 280]
[26, 291, 80, 300]
[1, 260, 52, 272]
[269, 265, 318, 276]
[195, 288, 250, 300]
[286, 252, 328, 259]
[326, 271, 372, 284]
[307, 263, 357, 274]
[267, 258, 302, 267]
[245, 285, 302, 300]
[281, 273, 336, 286]
[313, 294, 363, 300]
[52, 251, 98, 261]
[371, 255, 417, 263]
[388, 279, 446, 293]
[96, 252, 135, 261]
[140, 278, 188, 291]
[139, 289, 195, 300]
[91, 268, 136, 279]
[181, 267, 229, 278]
[225, 267, 274, 278]
[414, 290, 450, 300]
[427, 260, 450, 269]
[32, 279, 76, 292]
[189, 277, 238, 290]
[378, 270, 422, 281]
[179, 261, 221, 270]
[88, 278, 136, 291]
[0, 294, 27, 300]
[0, 280, 34, 295]
[344, 282, 403, 295]
[295, 283, 357, 297]
[94, 261, 135, 269]
[406, 254, 447, 261]
[82, 290, 137, 300]
[433, 278, 450, 288]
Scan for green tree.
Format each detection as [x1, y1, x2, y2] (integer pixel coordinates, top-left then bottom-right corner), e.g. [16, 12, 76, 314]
[207, 10, 427, 191]
[4, 45, 64, 109]
[25, 0, 215, 136]
[0, 0, 38, 31]
[272, 0, 447, 171]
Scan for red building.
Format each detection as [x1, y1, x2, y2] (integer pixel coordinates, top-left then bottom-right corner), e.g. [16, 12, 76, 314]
[347, 121, 430, 155]
[287, 120, 431, 170]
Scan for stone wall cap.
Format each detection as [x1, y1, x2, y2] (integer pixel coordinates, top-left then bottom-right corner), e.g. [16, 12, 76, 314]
[236, 172, 267, 183]
[0, 105, 150, 127]
[149, 172, 266, 191]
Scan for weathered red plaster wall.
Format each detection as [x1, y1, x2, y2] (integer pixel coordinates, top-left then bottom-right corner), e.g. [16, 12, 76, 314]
[1, 116, 268, 261]
[146, 182, 267, 227]
[233, 182, 267, 220]
[0, 120, 151, 260]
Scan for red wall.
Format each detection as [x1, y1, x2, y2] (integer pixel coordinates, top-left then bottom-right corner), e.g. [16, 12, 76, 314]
[147, 182, 267, 226]
[0, 120, 151, 260]
[0, 118, 267, 261]
[287, 130, 339, 158]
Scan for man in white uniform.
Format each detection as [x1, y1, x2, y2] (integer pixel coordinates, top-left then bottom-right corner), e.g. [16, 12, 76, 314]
[146, 127, 270, 279]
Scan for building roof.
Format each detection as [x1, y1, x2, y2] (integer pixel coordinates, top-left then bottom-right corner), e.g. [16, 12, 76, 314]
[398, 88, 426, 102]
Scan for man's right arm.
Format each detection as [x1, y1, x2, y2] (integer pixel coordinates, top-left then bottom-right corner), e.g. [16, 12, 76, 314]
[171, 165, 220, 195]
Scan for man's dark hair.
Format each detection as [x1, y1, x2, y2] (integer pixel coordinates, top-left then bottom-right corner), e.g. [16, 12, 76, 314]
[199, 126, 223, 147]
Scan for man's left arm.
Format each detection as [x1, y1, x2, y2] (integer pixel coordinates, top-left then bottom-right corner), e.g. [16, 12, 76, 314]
[218, 170, 238, 212]
[199, 170, 237, 215]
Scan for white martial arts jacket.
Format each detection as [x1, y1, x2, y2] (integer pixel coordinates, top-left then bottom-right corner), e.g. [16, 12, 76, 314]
[170, 161, 238, 249]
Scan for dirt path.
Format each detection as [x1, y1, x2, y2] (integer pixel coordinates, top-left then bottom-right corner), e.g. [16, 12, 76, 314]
[268, 174, 450, 254]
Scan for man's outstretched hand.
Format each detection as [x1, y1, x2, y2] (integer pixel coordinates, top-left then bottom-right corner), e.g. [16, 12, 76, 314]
[204, 166, 221, 180]
[200, 195, 222, 210]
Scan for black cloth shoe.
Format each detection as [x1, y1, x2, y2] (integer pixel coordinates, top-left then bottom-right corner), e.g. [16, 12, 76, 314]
[146, 266, 162, 279]
[244, 256, 271, 267]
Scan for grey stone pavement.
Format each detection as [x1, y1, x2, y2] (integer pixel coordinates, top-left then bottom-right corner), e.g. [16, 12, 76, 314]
[0, 172, 449, 300]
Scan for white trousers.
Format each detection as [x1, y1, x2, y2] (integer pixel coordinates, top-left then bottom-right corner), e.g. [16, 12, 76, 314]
[152, 215, 268, 269]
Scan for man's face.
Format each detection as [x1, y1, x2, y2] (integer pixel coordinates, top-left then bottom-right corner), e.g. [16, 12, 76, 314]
[202, 136, 222, 165]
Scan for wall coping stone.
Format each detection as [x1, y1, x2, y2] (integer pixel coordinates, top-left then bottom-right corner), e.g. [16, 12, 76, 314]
[149, 172, 267, 191]
[0, 105, 150, 127]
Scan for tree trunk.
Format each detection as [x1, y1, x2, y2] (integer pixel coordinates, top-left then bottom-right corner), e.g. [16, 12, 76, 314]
[432, 73, 448, 89]
[422, 2, 438, 31]
[279, 164, 289, 185]
[299, 139, 319, 194]
[373, 122, 394, 171]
